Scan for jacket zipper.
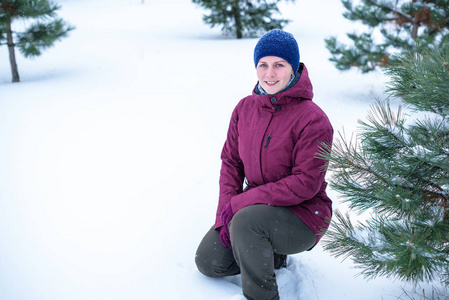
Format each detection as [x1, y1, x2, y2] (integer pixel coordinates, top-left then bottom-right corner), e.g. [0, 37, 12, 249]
[264, 135, 272, 147]
[260, 114, 273, 184]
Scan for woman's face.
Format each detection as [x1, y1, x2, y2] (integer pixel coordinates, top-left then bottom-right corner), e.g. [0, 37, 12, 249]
[256, 56, 294, 95]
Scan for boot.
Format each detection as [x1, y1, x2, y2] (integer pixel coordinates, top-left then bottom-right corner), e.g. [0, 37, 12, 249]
[274, 254, 287, 269]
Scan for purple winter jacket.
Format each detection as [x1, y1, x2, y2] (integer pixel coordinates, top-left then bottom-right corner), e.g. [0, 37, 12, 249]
[214, 63, 334, 245]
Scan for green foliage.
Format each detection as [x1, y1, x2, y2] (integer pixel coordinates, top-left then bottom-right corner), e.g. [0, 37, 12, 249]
[326, 0, 449, 73]
[318, 44, 449, 285]
[0, 0, 74, 82]
[192, 0, 294, 38]
[1, 0, 57, 20]
[17, 18, 72, 58]
[385, 44, 449, 115]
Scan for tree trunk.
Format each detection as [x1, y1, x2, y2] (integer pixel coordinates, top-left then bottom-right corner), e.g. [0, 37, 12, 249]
[411, 21, 419, 39]
[6, 19, 20, 82]
[411, 8, 421, 39]
[232, 1, 242, 39]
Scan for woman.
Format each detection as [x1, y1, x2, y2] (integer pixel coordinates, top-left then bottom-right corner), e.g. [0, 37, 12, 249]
[195, 29, 333, 300]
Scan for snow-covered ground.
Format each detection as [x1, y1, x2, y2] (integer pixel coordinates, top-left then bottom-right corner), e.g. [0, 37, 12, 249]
[0, 0, 446, 299]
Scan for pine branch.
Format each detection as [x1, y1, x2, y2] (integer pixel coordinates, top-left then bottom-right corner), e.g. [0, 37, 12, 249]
[324, 210, 449, 282]
[327, 0, 449, 72]
[1, 0, 74, 82]
[344, 155, 389, 185]
[365, 0, 414, 25]
[16, 18, 74, 57]
[192, 0, 291, 38]
[16, 0, 61, 20]
[320, 43, 449, 285]
[385, 45, 449, 115]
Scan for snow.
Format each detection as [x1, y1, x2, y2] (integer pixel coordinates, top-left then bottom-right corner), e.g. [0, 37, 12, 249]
[0, 0, 446, 299]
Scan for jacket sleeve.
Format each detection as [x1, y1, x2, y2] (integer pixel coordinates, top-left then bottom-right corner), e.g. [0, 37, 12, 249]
[214, 103, 245, 229]
[230, 113, 333, 213]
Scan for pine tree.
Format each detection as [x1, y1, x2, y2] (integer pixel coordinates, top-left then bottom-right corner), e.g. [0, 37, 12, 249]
[326, 0, 449, 73]
[318, 44, 449, 285]
[0, 0, 74, 82]
[192, 0, 294, 39]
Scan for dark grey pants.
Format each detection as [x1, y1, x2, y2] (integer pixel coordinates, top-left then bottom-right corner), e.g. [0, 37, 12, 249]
[195, 204, 317, 300]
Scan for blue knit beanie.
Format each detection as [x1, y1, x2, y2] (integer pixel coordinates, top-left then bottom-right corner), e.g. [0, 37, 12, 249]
[254, 29, 300, 72]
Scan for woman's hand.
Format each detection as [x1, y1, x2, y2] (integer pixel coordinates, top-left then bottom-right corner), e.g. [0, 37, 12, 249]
[219, 226, 232, 249]
[219, 202, 234, 248]
[220, 202, 234, 227]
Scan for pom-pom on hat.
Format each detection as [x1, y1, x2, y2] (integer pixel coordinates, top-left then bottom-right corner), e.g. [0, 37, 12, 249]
[254, 29, 300, 72]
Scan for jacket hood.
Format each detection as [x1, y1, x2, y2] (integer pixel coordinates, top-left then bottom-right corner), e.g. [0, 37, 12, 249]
[252, 63, 313, 108]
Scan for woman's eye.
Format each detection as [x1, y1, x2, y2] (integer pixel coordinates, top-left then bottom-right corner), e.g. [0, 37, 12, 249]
[276, 64, 284, 67]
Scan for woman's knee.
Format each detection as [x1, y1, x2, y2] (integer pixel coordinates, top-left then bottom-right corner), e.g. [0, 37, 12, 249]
[195, 232, 221, 277]
[195, 248, 218, 277]
[195, 244, 209, 275]
[195, 248, 239, 277]
[195, 228, 240, 277]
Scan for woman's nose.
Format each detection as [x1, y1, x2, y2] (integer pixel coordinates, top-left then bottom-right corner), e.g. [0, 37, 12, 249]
[267, 67, 275, 76]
